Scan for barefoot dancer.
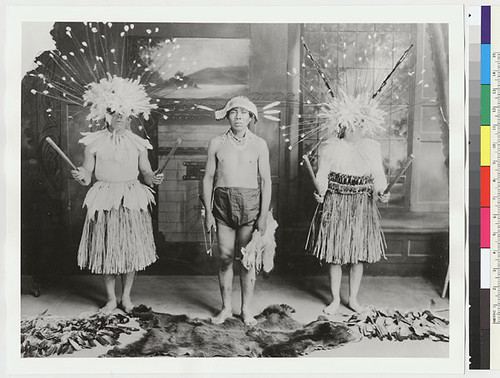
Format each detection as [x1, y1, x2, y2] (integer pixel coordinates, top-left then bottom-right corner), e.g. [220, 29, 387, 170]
[306, 92, 389, 315]
[202, 96, 272, 325]
[72, 76, 164, 313]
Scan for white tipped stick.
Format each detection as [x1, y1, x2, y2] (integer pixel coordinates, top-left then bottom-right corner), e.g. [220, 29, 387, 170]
[302, 155, 322, 194]
[383, 154, 415, 195]
[156, 138, 182, 174]
[45, 137, 77, 170]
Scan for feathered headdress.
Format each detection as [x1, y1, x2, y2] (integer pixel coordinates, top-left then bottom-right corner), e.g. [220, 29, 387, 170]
[83, 73, 158, 124]
[318, 90, 387, 137]
[281, 37, 414, 154]
[29, 22, 179, 131]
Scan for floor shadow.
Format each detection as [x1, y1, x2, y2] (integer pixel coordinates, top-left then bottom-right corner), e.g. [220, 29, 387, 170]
[285, 274, 331, 304]
[173, 289, 219, 316]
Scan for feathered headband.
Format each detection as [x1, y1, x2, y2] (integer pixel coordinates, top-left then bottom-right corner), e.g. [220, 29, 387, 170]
[214, 96, 259, 121]
[195, 96, 281, 122]
[83, 73, 158, 124]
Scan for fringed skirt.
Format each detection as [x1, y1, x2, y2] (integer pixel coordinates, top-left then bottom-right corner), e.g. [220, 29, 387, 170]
[77, 180, 158, 274]
[306, 172, 386, 265]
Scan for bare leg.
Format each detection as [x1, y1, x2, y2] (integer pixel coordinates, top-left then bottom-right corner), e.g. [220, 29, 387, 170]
[324, 264, 342, 315]
[348, 263, 364, 313]
[238, 225, 257, 325]
[211, 222, 236, 324]
[101, 274, 118, 313]
[121, 271, 136, 313]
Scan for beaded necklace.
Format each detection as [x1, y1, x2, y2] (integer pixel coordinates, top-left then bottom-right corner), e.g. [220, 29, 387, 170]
[227, 128, 249, 150]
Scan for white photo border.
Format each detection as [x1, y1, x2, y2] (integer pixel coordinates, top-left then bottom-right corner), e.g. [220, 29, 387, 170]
[5, 4, 465, 375]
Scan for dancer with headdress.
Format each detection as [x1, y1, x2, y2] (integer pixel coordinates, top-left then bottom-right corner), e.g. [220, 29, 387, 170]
[306, 91, 390, 315]
[283, 39, 415, 315]
[202, 96, 272, 325]
[27, 23, 183, 313]
[71, 75, 164, 313]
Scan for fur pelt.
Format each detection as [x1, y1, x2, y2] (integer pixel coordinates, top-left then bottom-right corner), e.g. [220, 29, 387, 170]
[240, 212, 279, 276]
[105, 304, 360, 358]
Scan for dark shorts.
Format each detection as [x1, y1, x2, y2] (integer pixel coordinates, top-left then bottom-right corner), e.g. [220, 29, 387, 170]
[212, 187, 260, 229]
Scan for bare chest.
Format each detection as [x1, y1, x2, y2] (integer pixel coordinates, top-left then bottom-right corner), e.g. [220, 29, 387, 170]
[216, 142, 259, 168]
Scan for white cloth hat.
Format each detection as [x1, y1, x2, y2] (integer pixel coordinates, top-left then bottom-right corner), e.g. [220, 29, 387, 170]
[214, 96, 258, 121]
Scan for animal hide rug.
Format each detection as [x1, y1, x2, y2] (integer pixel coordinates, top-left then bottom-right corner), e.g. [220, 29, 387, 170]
[105, 304, 360, 357]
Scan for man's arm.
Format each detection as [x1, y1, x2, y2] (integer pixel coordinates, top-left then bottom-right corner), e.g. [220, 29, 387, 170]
[139, 149, 163, 186]
[256, 139, 272, 233]
[315, 141, 332, 196]
[71, 145, 95, 186]
[202, 138, 218, 230]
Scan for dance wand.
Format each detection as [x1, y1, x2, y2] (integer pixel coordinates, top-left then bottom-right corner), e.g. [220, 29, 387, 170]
[45, 137, 77, 170]
[302, 155, 322, 195]
[156, 138, 182, 174]
[382, 154, 415, 195]
[199, 195, 215, 255]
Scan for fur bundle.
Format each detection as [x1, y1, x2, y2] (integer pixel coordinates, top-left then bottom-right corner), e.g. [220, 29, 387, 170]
[240, 211, 279, 275]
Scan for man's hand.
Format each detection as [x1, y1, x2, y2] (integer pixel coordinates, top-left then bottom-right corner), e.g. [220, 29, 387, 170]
[205, 213, 217, 233]
[256, 214, 267, 235]
[145, 170, 164, 187]
[71, 167, 90, 186]
[313, 192, 324, 204]
[377, 191, 390, 203]
[152, 172, 164, 186]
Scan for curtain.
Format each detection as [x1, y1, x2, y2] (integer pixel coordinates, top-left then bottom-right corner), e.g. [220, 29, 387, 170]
[427, 24, 450, 174]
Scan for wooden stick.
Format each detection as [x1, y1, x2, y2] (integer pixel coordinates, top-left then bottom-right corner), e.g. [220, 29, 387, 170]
[156, 138, 182, 174]
[372, 44, 414, 99]
[302, 155, 322, 194]
[383, 154, 415, 195]
[199, 195, 214, 254]
[45, 137, 77, 170]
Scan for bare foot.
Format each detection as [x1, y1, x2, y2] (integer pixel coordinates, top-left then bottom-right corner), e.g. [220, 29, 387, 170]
[323, 298, 341, 315]
[241, 312, 257, 326]
[121, 297, 135, 313]
[211, 308, 232, 324]
[348, 297, 364, 313]
[100, 299, 118, 313]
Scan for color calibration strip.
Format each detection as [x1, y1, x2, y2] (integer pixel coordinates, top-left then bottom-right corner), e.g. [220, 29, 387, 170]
[490, 6, 500, 371]
[481, 8, 491, 360]
[481, 6, 492, 368]
[468, 6, 481, 369]
[469, 5, 490, 369]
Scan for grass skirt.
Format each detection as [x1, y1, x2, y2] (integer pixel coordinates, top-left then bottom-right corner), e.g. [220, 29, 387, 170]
[78, 206, 158, 275]
[306, 172, 386, 264]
